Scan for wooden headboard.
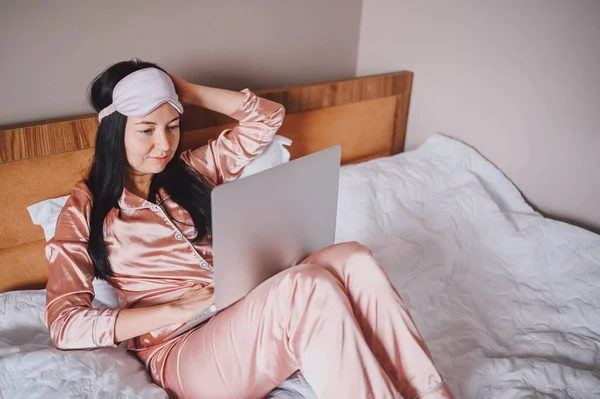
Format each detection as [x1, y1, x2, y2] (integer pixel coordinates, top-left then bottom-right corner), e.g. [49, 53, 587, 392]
[0, 71, 413, 293]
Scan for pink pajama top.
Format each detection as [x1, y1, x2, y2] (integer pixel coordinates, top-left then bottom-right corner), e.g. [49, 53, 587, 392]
[43, 89, 285, 387]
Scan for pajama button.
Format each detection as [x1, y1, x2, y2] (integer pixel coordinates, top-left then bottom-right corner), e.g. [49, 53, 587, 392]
[151, 206, 160, 212]
[175, 233, 183, 240]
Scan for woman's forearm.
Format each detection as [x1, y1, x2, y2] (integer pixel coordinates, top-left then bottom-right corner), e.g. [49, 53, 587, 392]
[114, 284, 214, 344]
[189, 85, 245, 116]
[114, 303, 180, 343]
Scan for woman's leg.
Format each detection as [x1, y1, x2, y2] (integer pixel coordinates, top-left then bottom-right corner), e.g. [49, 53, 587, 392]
[164, 263, 399, 399]
[301, 242, 453, 399]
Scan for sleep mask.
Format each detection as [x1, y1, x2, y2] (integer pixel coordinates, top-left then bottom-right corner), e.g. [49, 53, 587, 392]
[97, 67, 183, 122]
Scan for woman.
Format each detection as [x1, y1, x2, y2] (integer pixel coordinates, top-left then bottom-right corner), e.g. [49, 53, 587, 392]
[44, 59, 453, 399]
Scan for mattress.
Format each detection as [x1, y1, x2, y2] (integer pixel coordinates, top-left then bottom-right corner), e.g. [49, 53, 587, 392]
[1, 134, 598, 398]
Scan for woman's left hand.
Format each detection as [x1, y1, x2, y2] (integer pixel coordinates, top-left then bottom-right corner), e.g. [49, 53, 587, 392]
[167, 74, 245, 115]
[168, 72, 197, 105]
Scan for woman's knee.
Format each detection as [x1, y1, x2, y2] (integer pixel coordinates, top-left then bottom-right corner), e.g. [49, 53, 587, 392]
[340, 241, 373, 257]
[304, 241, 373, 267]
[279, 264, 346, 302]
[333, 242, 392, 285]
[329, 241, 377, 272]
[287, 263, 338, 287]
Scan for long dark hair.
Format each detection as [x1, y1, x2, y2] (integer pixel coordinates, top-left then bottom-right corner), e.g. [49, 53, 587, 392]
[87, 59, 212, 280]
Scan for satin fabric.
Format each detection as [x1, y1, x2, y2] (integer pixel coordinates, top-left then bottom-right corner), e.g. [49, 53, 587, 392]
[97, 67, 183, 122]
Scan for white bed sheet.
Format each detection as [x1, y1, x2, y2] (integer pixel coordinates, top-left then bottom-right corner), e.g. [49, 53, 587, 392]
[335, 135, 600, 398]
[1, 134, 598, 398]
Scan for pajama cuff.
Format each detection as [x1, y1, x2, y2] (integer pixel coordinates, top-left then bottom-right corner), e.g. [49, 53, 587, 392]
[92, 308, 121, 347]
[228, 89, 285, 126]
[409, 374, 451, 399]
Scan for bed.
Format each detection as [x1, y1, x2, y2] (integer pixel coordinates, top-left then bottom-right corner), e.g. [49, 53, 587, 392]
[1, 71, 599, 398]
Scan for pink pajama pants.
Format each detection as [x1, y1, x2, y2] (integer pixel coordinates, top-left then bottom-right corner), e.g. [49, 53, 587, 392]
[164, 242, 453, 399]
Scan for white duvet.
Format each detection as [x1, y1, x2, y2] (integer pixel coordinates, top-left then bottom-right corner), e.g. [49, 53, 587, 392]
[1, 135, 599, 398]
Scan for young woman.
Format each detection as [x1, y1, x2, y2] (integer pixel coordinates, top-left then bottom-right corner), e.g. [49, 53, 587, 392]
[44, 59, 453, 399]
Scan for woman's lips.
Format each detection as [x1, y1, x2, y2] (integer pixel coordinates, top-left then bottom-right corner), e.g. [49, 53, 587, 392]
[150, 155, 169, 162]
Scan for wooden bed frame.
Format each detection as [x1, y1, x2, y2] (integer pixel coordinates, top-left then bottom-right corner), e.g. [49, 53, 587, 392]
[0, 71, 413, 293]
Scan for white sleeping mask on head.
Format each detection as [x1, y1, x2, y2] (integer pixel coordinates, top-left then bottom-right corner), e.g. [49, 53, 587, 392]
[97, 67, 184, 122]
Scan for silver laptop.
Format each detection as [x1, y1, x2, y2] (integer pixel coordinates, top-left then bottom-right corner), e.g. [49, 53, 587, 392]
[165, 145, 341, 340]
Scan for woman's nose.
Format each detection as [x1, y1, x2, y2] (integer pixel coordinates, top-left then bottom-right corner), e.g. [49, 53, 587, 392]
[153, 130, 171, 151]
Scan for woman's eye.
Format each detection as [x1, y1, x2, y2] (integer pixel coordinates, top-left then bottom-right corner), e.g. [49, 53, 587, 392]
[169, 125, 180, 131]
[140, 129, 153, 135]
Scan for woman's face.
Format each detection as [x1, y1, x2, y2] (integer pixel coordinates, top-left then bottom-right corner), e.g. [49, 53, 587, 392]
[124, 103, 181, 176]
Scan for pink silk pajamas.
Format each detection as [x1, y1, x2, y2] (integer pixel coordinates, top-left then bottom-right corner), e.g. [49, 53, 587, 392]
[164, 242, 453, 399]
[44, 89, 453, 398]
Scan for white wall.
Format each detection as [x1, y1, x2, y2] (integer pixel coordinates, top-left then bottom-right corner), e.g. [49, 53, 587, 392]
[0, 0, 362, 126]
[357, 0, 600, 232]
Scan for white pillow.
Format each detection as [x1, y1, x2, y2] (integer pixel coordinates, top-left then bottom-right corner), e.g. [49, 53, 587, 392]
[239, 135, 292, 178]
[26, 135, 293, 306]
[27, 195, 69, 241]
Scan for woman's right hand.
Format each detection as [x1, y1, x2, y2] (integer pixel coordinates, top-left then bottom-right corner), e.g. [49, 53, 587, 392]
[168, 283, 215, 323]
[114, 283, 214, 343]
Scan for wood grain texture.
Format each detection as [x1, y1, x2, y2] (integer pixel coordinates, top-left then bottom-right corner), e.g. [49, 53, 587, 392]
[0, 149, 94, 249]
[0, 240, 48, 292]
[391, 72, 413, 155]
[0, 117, 98, 163]
[0, 71, 412, 163]
[183, 70, 412, 129]
[180, 97, 396, 164]
[277, 97, 396, 164]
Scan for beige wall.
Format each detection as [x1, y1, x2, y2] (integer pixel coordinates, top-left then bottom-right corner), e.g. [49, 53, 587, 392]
[3, 0, 599, 231]
[358, 0, 600, 232]
[0, 0, 362, 127]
